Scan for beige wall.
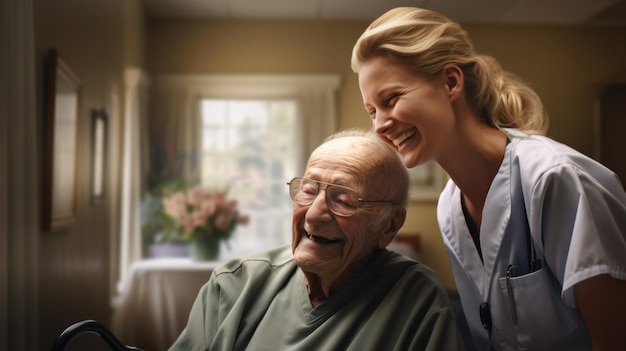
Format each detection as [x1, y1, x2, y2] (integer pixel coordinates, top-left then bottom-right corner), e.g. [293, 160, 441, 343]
[146, 19, 626, 291]
[34, 0, 144, 348]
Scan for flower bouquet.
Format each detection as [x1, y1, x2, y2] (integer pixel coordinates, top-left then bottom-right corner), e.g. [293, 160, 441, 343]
[162, 185, 249, 260]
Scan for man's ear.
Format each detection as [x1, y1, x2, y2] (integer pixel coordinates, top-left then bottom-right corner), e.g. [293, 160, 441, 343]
[378, 207, 406, 248]
[443, 64, 464, 102]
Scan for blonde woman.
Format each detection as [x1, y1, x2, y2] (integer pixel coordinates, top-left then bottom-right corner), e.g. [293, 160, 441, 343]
[352, 7, 626, 351]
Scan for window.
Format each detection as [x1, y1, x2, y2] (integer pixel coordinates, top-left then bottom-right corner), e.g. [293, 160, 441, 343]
[122, 74, 339, 278]
[200, 99, 298, 258]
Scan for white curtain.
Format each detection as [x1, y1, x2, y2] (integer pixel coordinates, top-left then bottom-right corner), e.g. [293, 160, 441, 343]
[1, 0, 39, 348]
[148, 85, 201, 185]
[296, 88, 339, 167]
[118, 68, 150, 288]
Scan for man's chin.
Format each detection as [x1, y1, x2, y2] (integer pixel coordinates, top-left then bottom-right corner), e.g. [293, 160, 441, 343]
[293, 253, 340, 279]
[293, 242, 342, 267]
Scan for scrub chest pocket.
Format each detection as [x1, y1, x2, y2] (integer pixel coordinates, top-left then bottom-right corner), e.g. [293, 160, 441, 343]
[497, 266, 578, 349]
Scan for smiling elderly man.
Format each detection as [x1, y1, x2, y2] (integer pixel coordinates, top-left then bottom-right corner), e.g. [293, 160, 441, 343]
[169, 129, 465, 351]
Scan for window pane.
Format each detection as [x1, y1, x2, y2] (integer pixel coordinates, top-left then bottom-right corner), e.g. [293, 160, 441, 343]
[201, 99, 298, 259]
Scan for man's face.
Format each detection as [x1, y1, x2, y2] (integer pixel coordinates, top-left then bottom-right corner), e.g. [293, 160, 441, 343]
[291, 137, 393, 282]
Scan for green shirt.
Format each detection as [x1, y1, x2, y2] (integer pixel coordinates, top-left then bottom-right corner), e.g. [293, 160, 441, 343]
[169, 245, 465, 351]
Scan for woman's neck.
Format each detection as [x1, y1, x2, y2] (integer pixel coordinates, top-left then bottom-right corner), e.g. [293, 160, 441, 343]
[440, 125, 508, 229]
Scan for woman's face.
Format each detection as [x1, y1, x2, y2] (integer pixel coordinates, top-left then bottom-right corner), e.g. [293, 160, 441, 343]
[358, 56, 456, 168]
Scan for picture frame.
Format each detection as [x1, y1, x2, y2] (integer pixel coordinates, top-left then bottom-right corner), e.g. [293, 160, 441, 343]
[91, 108, 107, 205]
[408, 161, 447, 202]
[42, 49, 81, 231]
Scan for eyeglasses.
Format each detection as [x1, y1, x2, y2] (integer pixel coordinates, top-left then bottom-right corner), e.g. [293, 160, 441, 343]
[287, 177, 396, 217]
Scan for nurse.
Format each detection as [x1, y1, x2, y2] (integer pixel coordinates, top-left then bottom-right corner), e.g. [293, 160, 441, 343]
[352, 6, 626, 351]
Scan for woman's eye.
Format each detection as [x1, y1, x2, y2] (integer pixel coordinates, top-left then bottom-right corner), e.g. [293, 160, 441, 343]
[384, 93, 399, 107]
[367, 109, 376, 119]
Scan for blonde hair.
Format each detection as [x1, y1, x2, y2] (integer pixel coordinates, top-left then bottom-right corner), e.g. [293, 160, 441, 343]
[351, 7, 548, 135]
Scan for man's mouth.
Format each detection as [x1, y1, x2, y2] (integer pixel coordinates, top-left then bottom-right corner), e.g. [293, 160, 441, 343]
[392, 128, 417, 148]
[306, 233, 343, 244]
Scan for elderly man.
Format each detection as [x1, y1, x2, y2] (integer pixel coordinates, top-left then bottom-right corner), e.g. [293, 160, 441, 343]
[169, 129, 465, 351]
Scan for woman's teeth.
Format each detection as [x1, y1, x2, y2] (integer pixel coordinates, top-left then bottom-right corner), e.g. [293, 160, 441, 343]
[392, 129, 416, 148]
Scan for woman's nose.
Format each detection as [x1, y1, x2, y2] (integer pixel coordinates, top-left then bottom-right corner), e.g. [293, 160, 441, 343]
[373, 110, 393, 135]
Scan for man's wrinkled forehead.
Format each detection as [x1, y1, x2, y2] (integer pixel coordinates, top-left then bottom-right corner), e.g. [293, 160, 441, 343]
[309, 137, 376, 166]
[306, 137, 380, 182]
[313, 136, 373, 157]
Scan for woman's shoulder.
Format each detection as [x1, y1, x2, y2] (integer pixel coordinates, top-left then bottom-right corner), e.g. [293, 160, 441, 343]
[507, 130, 579, 165]
[508, 130, 610, 175]
[506, 129, 624, 195]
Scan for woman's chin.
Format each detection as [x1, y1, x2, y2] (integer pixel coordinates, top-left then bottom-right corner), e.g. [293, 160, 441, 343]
[403, 153, 422, 169]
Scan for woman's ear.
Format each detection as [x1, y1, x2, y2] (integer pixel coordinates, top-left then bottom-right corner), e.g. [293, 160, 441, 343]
[378, 207, 406, 248]
[443, 64, 464, 102]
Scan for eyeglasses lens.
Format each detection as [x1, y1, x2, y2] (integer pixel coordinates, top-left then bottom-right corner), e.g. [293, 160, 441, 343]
[289, 178, 359, 216]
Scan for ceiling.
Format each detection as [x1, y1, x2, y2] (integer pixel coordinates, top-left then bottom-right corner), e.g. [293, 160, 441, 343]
[144, 0, 626, 25]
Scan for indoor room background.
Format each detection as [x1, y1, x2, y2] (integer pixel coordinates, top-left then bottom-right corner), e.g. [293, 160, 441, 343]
[3, 0, 626, 349]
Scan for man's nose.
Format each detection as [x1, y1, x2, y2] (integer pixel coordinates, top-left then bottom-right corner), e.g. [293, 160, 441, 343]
[305, 188, 333, 220]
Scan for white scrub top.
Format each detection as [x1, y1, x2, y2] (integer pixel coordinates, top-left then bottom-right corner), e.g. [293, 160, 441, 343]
[438, 128, 626, 351]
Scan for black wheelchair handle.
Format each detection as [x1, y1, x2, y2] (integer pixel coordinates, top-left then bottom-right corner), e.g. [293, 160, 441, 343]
[50, 319, 144, 351]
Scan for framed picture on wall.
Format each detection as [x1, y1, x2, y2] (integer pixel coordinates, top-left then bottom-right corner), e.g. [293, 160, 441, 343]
[42, 49, 81, 231]
[408, 161, 447, 202]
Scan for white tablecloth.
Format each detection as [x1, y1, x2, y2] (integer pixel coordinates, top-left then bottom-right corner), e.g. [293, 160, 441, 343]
[112, 258, 219, 351]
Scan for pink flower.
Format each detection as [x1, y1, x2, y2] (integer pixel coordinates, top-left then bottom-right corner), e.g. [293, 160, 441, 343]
[161, 185, 247, 241]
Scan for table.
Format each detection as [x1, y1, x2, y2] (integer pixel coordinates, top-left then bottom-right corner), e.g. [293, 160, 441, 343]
[112, 258, 219, 351]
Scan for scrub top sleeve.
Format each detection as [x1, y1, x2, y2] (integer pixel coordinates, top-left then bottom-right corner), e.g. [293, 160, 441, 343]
[530, 164, 626, 307]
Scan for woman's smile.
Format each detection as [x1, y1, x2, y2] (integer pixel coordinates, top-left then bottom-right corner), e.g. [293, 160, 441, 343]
[392, 127, 417, 149]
